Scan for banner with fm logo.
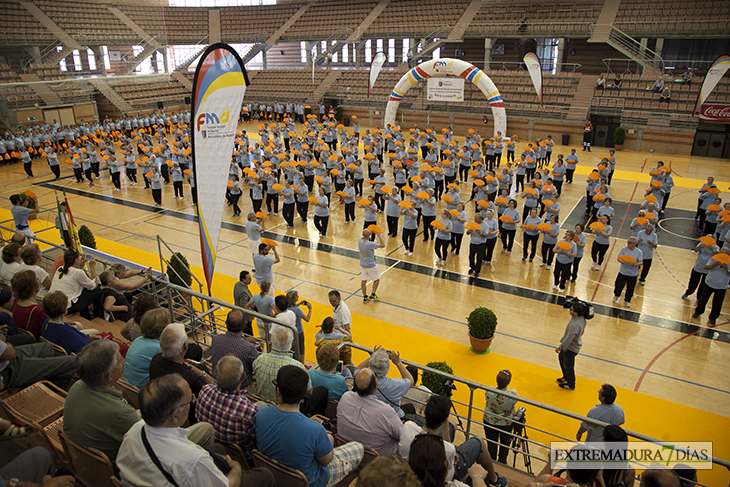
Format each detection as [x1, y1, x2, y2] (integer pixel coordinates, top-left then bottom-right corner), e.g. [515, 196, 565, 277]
[191, 43, 249, 294]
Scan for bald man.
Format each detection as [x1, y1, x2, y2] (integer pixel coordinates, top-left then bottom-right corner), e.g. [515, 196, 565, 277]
[358, 229, 384, 303]
[336, 368, 403, 456]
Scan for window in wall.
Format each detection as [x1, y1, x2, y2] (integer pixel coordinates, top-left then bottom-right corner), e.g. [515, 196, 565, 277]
[72, 49, 82, 71]
[101, 45, 111, 71]
[535, 38, 560, 75]
[432, 39, 441, 60]
[376, 38, 383, 56]
[87, 48, 97, 71]
[402, 38, 410, 63]
[156, 51, 165, 73]
[58, 46, 67, 72]
[331, 40, 338, 63]
[342, 43, 349, 63]
[388, 38, 395, 63]
[301, 41, 307, 64]
[365, 39, 372, 63]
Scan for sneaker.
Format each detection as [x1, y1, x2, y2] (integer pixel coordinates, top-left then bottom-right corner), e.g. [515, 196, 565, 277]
[590, 262, 597, 270]
[546, 265, 551, 270]
[639, 280, 645, 286]
[468, 269, 474, 275]
[369, 293, 379, 300]
[363, 296, 370, 303]
[559, 383, 575, 391]
[681, 293, 689, 299]
[501, 249, 506, 254]
[404, 249, 409, 255]
[613, 296, 619, 303]
[709, 318, 717, 325]
[408, 251, 413, 256]
[529, 258, 533, 263]
[540, 262, 546, 267]
[692, 313, 700, 319]
[552, 284, 558, 290]
[485, 261, 491, 265]
[624, 301, 631, 308]
[490, 473, 508, 487]
[522, 258, 526, 262]
[559, 287, 566, 292]
[556, 378, 567, 383]
[505, 251, 510, 256]
[595, 265, 601, 271]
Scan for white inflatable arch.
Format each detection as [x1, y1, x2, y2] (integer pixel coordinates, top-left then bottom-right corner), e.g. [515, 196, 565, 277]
[384, 58, 507, 135]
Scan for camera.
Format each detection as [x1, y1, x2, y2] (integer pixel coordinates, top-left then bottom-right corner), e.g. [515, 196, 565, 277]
[442, 379, 457, 397]
[512, 406, 526, 423]
[563, 296, 594, 320]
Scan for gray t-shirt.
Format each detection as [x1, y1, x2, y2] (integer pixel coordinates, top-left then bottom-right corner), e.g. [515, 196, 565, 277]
[559, 316, 586, 354]
[358, 239, 380, 268]
[11, 206, 31, 228]
[637, 230, 657, 260]
[245, 221, 262, 242]
[253, 254, 275, 284]
[618, 247, 643, 277]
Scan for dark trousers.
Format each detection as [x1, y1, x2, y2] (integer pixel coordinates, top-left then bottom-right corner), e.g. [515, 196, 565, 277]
[68, 286, 104, 319]
[422, 215, 435, 240]
[160, 164, 169, 183]
[435, 239, 450, 260]
[283, 203, 295, 227]
[342, 202, 353, 222]
[111, 172, 121, 190]
[299, 386, 329, 417]
[558, 350, 578, 388]
[152, 188, 162, 205]
[451, 232, 463, 254]
[252, 198, 262, 213]
[614, 273, 638, 302]
[586, 191, 593, 214]
[126, 167, 137, 183]
[541, 242, 555, 265]
[571, 256, 582, 280]
[402, 228, 417, 252]
[484, 423, 514, 464]
[191, 186, 198, 205]
[374, 193, 385, 212]
[73, 167, 83, 182]
[434, 180, 444, 200]
[297, 201, 309, 221]
[469, 242, 485, 273]
[515, 174, 524, 192]
[354, 178, 363, 196]
[704, 221, 717, 238]
[91, 161, 100, 177]
[640, 259, 652, 281]
[386, 215, 399, 237]
[230, 194, 241, 215]
[554, 261, 572, 288]
[174, 180, 184, 197]
[554, 180, 563, 196]
[661, 192, 670, 213]
[523, 234, 538, 260]
[485, 238, 497, 262]
[459, 165, 469, 182]
[501, 229, 515, 251]
[685, 269, 707, 297]
[695, 285, 726, 322]
[266, 193, 279, 213]
[314, 215, 329, 236]
[84, 168, 93, 183]
[592, 242, 609, 265]
[526, 167, 535, 181]
[566, 168, 575, 183]
[50, 164, 60, 179]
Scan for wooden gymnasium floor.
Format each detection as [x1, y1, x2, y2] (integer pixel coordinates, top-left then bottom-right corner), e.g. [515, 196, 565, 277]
[2, 120, 729, 484]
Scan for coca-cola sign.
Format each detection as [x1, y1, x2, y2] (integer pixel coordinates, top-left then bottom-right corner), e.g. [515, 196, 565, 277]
[699, 104, 730, 123]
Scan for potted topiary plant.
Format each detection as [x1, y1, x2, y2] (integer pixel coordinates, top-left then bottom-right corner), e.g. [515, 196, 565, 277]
[14, 190, 37, 220]
[613, 126, 626, 151]
[78, 225, 97, 249]
[422, 361, 453, 395]
[467, 307, 498, 354]
[167, 252, 192, 288]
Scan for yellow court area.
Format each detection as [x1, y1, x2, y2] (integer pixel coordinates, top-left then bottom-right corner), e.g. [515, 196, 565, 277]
[2, 122, 730, 485]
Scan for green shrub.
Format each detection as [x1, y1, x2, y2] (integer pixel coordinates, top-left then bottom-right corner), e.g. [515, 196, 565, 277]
[333, 106, 343, 122]
[14, 193, 36, 209]
[613, 126, 626, 145]
[167, 252, 192, 288]
[422, 361, 453, 395]
[78, 225, 96, 249]
[467, 307, 498, 339]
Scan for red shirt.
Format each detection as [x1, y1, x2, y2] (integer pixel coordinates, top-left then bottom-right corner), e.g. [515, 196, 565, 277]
[12, 302, 47, 339]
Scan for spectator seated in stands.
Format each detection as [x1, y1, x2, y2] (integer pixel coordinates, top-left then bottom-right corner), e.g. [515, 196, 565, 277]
[48, 249, 104, 321]
[639, 468, 681, 487]
[309, 343, 350, 401]
[63, 340, 140, 463]
[0, 243, 22, 285]
[121, 293, 157, 342]
[314, 316, 352, 365]
[408, 434, 492, 487]
[613, 73, 622, 90]
[99, 270, 136, 323]
[399, 395, 507, 487]
[18, 244, 51, 299]
[533, 445, 599, 486]
[0, 322, 75, 390]
[652, 77, 665, 93]
[0, 445, 73, 487]
[40, 290, 103, 355]
[336, 367, 403, 455]
[108, 263, 152, 292]
[671, 464, 697, 487]
[251, 326, 328, 416]
[210, 310, 259, 388]
[356, 455, 420, 487]
[11, 269, 47, 338]
[0, 295, 35, 347]
[149, 323, 216, 424]
[681, 68, 694, 86]
[195, 355, 260, 457]
[355, 346, 415, 419]
[659, 87, 671, 105]
[401, 365, 433, 415]
[255, 365, 364, 487]
[117, 374, 272, 487]
[123, 308, 170, 388]
[596, 74, 607, 90]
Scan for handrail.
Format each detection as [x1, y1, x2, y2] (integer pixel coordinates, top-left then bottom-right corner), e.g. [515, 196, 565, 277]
[607, 25, 664, 75]
[466, 21, 594, 36]
[156, 234, 205, 294]
[612, 19, 730, 36]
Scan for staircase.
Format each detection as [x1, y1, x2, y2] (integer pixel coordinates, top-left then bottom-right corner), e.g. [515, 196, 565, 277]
[120, 42, 160, 75]
[171, 71, 193, 92]
[565, 74, 594, 121]
[307, 70, 341, 105]
[18, 73, 60, 106]
[348, 0, 390, 42]
[589, 0, 664, 76]
[88, 79, 134, 114]
[409, 26, 452, 65]
[175, 44, 208, 71]
[19, 1, 83, 67]
[447, 0, 484, 41]
[240, 4, 309, 67]
[106, 6, 166, 75]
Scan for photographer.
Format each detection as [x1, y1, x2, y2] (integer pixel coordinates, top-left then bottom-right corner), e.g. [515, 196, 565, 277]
[483, 370, 519, 464]
[556, 300, 588, 391]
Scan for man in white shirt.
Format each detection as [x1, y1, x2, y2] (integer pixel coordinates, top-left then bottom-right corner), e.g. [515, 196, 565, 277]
[117, 374, 274, 487]
[328, 290, 352, 333]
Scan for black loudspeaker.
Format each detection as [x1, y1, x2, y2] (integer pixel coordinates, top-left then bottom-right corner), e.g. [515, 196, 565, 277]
[184, 96, 191, 105]
[157, 101, 164, 109]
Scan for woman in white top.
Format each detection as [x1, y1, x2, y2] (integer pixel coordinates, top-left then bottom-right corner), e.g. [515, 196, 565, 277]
[18, 244, 51, 299]
[0, 243, 22, 285]
[49, 249, 104, 320]
[483, 370, 519, 464]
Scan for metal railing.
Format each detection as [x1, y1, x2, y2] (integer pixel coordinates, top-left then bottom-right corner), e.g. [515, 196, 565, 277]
[359, 23, 451, 40]
[343, 342, 729, 487]
[465, 22, 594, 37]
[613, 20, 730, 38]
[607, 25, 664, 76]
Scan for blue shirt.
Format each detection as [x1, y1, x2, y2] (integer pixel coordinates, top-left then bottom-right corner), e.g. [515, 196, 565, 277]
[618, 247, 643, 277]
[375, 376, 411, 418]
[309, 369, 349, 401]
[358, 239, 380, 268]
[704, 259, 730, 290]
[255, 406, 333, 487]
[289, 305, 305, 333]
[11, 206, 31, 228]
[123, 337, 161, 388]
[41, 319, 92, 355]
[253, 254, 275, 285]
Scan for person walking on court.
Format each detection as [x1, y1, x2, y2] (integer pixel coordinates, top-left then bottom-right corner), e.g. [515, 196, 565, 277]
[253, 243, 279, 297]
[637, 225, 658, 286]
[693, 247, 730, 325]
[556, 300, 587, 391]
[358, 229, 384, 303]
[613, 237, 644, 308]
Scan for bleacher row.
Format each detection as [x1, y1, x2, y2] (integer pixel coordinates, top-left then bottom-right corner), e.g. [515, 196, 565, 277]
[109, 80, 189, 109]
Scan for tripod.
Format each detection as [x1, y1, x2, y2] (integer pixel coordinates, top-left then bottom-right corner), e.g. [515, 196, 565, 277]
[510, 415, 533, 474]
[442, 380, 465, 435]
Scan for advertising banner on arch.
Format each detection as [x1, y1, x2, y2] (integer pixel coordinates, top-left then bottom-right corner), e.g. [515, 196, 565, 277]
[427, 77, 465, 102]
[694, 54, 730, 115]
[191, 43, 249, 294]
[523, 52, 543, 104]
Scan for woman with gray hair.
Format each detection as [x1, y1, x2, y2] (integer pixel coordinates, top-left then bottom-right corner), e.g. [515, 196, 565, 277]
[356, 345, 415, 418]
[483, 370, 519, 464]
[18, 244, 51, 299]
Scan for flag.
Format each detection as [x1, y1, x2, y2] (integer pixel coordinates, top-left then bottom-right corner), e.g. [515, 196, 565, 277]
[191, 43, 249, 294]
[694, 55, 730, 115]
[55, 195, 71, 248]
[368, 52, 387, 97]
[63, 194, 82, 252]
[523, 52, 543, 105]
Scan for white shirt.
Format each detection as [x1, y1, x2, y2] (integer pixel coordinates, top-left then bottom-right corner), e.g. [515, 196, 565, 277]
[398, 421, 456, 481]
[117, 421, 228, 487]
[0, 261, 21, 285]
[271, 309, 296, 335]
[18, 263, 50, 299]
[332, 302, 351, 329]
[49, 267, 97, 305]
